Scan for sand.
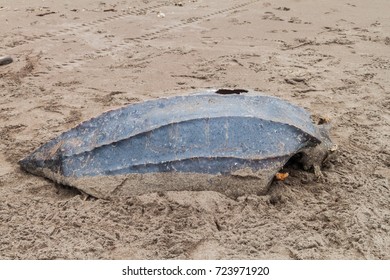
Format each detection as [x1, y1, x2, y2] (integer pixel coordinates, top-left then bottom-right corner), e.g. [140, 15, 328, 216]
[0, 0, 389, 259]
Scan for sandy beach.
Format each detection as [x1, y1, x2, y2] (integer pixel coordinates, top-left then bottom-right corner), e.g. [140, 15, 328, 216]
[0, 0, 389, 259]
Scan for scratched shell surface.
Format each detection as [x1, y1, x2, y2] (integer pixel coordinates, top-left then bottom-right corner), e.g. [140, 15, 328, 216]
[19, 90, 323, 197]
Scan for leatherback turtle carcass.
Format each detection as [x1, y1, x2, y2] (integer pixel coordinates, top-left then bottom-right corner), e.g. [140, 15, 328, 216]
[19, 89, 335, 199]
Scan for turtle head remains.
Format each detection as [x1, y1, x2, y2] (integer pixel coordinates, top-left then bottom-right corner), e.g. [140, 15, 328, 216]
[300, 116, 338, 177]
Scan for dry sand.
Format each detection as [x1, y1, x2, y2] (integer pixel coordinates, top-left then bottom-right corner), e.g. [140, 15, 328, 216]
[0, 0, 389, 259]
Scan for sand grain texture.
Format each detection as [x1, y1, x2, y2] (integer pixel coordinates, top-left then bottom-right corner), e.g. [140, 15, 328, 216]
[0, 0, 389, 259]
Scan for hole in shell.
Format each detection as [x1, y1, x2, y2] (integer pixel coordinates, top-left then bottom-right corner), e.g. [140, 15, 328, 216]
[215, 89, 248, 95]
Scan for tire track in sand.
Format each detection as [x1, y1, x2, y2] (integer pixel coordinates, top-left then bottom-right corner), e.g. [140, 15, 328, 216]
[51, 0, 261, 71]
[3, 1, 170, 52]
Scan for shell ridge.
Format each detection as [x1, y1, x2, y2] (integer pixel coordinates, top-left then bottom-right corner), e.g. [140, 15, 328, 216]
[60, 116, 319, 159]
[57, 94, 320, 156]
[70, 155, 292, 177]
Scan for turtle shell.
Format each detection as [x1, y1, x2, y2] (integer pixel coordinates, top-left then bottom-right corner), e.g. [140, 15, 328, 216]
[19, 90, 324, 198]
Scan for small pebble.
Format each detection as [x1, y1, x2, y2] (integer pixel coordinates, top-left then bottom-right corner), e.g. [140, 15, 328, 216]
[0, 55, 13, 66]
